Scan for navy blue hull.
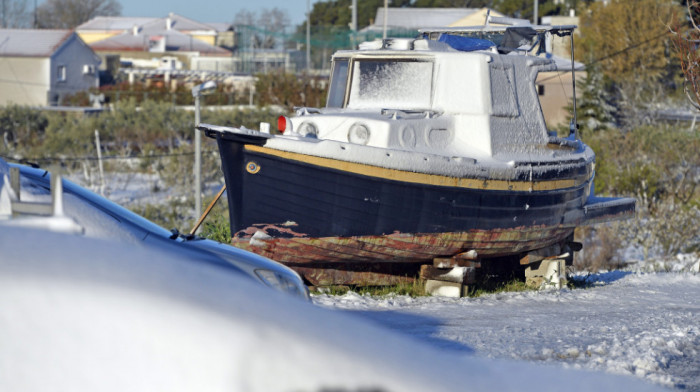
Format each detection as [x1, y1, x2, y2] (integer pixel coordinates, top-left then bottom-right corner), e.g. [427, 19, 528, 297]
[204, 127, 634, 263]
[214, 135, 591, 240]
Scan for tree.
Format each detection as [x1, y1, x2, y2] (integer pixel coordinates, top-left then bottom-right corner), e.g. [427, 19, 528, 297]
[574, 63, 617, 134]
[233, 9, 255, 26]
[234, 8, 290, 50]
[1, 0, 31, 28]
[36, 0, 121, 29]
[577, 0, 677, 88]
[670, 1, 700, 110]
[258, 8, 290, 49]
[575, 0, 680, 126]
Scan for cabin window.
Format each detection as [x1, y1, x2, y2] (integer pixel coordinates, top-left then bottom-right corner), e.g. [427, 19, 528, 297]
[57, 65, 66, 82]
[347, 59, 433, 110]
[327, 59, 349, 108]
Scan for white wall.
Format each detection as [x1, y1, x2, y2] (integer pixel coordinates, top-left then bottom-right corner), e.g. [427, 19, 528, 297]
[0, 57, 50, 106]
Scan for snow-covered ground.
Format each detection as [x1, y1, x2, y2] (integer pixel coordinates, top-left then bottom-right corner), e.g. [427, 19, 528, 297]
[315, 255, 700, 391]
[6, 162, 696, 390]
[1, 226, 668, 392]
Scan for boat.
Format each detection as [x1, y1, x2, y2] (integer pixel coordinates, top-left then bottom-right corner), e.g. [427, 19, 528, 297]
[200, 23, 635, 286]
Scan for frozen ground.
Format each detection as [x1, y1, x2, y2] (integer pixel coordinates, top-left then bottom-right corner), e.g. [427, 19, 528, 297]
[314, 255, 700, 391]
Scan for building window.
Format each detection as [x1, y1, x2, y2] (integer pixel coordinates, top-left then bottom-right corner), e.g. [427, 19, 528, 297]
[537, 84, 545, 96]
[57, 65, 66, 82]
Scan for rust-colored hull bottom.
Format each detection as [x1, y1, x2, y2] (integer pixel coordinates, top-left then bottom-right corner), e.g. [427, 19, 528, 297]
[231, 225, 575, 265]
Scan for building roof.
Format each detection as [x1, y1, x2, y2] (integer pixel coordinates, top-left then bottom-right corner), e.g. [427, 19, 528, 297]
[207, 22, 234, 33]
[0, 29, 73, 57]
[367, 8, 481, 31]
[158, 13, 217, 32]
[89, 29, 230, 56]
[76, 13, 217, 33]
[76, 16, 158, 31]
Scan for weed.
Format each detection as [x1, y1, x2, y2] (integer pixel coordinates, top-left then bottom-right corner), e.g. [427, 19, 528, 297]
[466, 279, 535, 298]
[199, 196, 231, 243]
[311, 280, 426, 297]
[311, 278, 540, 298]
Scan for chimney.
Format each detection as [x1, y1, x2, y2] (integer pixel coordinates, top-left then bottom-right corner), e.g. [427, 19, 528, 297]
[132, 25, 139, 35]
[166, 17, 172, 30]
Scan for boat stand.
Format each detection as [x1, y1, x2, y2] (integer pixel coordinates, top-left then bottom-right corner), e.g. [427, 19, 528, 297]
[420, 255, 480, 298]
[524, 257, 568, 289]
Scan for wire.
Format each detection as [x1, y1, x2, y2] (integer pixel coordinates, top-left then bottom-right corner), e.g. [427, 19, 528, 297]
[538, 30, 670, 84]
[0, 150, 219, 164]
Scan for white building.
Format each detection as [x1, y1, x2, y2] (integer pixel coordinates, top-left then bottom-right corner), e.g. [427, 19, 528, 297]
[0, 29, 101, 106]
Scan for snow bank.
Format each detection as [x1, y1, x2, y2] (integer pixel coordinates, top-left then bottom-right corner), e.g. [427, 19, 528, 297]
[0, 227, 665, 392]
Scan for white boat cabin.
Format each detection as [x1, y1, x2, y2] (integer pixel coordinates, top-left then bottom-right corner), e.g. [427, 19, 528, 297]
[284, 37, 557, 160]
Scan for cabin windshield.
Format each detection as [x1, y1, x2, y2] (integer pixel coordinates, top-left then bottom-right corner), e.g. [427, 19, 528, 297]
[346, 59, 433, 110]
[327, 59, 349, 108]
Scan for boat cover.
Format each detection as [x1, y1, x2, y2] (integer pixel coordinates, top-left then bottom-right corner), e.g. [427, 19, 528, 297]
[437, 34, 495, 52]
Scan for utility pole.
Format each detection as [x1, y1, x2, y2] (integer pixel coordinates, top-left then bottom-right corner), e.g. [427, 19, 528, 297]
[533, 0, 538, 25]
[191, 81, 217, 226]
[194, 93, 202, 219]
[351, 0, 357, 32]
[382, 0, 389, 39]
[306, 0, 311, 73]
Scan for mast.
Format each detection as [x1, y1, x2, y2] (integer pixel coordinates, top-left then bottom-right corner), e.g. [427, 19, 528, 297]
[570, 33, 578, 139]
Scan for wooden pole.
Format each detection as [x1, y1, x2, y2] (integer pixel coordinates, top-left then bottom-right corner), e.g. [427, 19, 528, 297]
[189, 184, 226, 235]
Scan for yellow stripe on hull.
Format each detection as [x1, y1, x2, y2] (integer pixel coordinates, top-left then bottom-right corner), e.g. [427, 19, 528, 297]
[244, 145, 590, 192]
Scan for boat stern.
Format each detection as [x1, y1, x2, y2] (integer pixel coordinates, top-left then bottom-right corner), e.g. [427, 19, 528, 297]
[581, 196, 636, 225]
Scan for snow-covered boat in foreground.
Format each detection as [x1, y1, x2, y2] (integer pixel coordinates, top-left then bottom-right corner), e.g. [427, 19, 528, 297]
[201, 24, 634, 284]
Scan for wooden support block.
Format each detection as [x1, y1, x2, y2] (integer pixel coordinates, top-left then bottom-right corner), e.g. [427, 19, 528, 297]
[420, 265, 476, 285]
[525, 259, 567, 289]
[433, 257, 481, 269]
[520, 244, 564, 265]
[425, 280, 468, 297]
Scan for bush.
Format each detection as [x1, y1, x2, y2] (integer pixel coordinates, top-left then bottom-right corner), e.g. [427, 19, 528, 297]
[255, 73, 327, 111]
[572, 123, 699, 271]
[585, 124, 699, 208]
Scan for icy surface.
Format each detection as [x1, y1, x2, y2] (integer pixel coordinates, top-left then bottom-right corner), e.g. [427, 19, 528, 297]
[314, 255, 700, 390]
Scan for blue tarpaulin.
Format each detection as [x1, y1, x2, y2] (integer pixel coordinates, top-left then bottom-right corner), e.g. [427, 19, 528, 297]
[437, 34, 495, 52]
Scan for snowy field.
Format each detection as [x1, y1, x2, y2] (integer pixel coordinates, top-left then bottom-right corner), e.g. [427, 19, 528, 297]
[315, 256, 700, 391]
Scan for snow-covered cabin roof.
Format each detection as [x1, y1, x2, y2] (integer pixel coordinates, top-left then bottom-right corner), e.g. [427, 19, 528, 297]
[364, 8, 481, 31]
[0, 29, 73, 57]
[90, 29, 229, 56]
